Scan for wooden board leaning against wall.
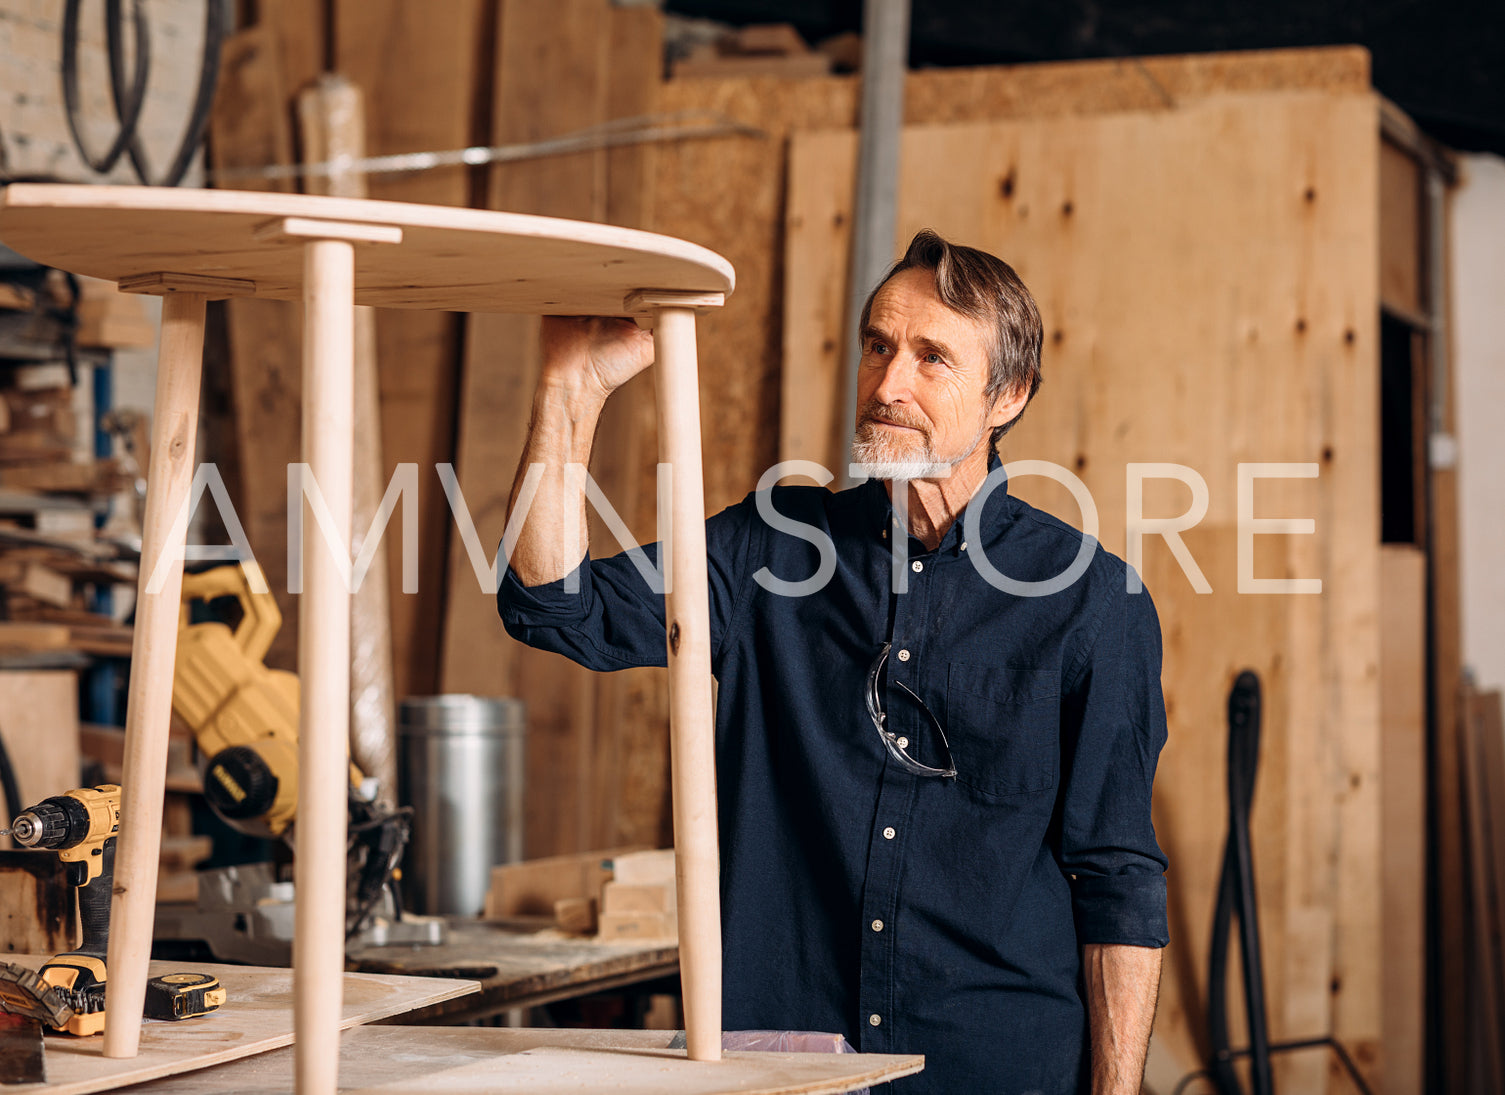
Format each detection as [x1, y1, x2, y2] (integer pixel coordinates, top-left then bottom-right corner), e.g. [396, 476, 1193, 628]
[779, 90, 1383, 1092]
[438, 0, 668, 858]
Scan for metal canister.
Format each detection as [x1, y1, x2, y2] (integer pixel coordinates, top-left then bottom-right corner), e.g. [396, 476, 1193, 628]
[397, 695, 525, 917]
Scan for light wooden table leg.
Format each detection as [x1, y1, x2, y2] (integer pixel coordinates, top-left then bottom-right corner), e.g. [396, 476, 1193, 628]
[103, 291, 207, 1059]
[651, 303, 722, 1062]
[295, 238, 356, 1095]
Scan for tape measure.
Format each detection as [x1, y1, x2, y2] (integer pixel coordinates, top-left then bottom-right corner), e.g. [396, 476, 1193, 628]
[143, 973, 226, 1021]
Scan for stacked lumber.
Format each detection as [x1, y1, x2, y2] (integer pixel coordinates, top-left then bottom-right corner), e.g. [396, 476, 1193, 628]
[597, 849, 677, 941]
[0, 278, 141, 663]
[482, 846, 677, 942]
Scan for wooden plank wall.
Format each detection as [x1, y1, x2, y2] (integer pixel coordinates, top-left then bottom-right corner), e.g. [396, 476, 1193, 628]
[778, 90, 1383, 1090]
[332, 0, 492, 700]
[437, 0, 672, 856]
[206, 22, 310, 670]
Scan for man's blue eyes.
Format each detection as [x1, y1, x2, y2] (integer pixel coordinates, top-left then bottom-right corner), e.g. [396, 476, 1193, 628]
[867, 343, 945, 365]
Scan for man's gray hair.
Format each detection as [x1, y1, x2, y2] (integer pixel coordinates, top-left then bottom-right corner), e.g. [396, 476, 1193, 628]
[859, 229, 1044, 447]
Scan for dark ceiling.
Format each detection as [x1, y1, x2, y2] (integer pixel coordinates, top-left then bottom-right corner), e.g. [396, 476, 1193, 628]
[666, 0, 1505, 156]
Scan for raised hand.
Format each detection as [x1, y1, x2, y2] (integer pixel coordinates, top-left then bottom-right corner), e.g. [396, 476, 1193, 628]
[540, 315, 655, 401]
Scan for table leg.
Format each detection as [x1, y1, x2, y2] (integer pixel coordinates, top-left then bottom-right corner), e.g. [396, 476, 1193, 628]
[651, 304, 722, 1062]
[295, 238, 355, 1095]
[103, 291, 207, 1059]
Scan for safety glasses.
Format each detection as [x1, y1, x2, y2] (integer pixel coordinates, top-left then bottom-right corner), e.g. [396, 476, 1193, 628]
[865, 643, 957, 779]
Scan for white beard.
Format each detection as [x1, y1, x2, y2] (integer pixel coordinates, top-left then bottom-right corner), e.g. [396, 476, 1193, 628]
[849, 412, 989, 482]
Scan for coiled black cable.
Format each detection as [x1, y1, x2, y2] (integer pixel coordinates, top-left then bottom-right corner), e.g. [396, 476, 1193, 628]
[60, 0, 227, 187]
[61, 0, 149, 175]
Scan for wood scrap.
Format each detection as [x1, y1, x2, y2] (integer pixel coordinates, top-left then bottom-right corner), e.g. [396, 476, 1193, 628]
[483, 846, 647, 922]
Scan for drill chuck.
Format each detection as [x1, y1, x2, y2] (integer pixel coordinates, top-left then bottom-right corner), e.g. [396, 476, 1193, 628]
[8, 799, 85, 850]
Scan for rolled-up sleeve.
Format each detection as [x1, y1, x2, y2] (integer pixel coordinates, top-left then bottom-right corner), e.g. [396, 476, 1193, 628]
[1055, 572, 1170, 948]
[498, 493, 760, 674]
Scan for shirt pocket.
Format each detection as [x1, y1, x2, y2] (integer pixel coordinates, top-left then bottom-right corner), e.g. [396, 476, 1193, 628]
[945, 661, 1061, 798]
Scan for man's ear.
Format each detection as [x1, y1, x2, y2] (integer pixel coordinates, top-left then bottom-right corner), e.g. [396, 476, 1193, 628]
[987, 383, 1029, 429]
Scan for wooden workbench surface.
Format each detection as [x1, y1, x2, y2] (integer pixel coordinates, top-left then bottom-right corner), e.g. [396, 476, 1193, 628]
[0, 956, 476, 1094]
[346, 921, 678, 1023]
[0, 184, 734, 316]
[114, 1026, 924, 1094]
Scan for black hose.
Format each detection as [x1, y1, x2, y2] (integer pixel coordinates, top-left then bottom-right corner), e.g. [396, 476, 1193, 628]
[1208, 670, 1272, 1095]
[1198, 672, 1377, 1095]
[61, 0, 150, 175]
[114, 0, 226, 187]
[60, 0, 227, 187]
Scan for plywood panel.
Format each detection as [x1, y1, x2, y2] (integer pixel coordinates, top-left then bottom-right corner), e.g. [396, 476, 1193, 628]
[1380, 546, 1426, 1095]
[95, 1026, 923, 1095]
[782, 91, 1381, 1089]
[1, 956, 474, 1094]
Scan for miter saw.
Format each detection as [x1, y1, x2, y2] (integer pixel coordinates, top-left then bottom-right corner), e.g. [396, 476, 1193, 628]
[154, 563, 442, 963]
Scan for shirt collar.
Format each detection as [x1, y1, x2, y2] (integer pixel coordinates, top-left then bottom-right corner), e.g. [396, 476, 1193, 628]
[860, 449, 1012, 556]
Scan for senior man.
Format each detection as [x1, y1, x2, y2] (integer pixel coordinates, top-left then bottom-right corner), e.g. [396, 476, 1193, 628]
[498, 230, 1168, 1094]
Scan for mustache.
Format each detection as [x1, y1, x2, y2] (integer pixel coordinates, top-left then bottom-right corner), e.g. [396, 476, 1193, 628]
[856, 401, 929, 431]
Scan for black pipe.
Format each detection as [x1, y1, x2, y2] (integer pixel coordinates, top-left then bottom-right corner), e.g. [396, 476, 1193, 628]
[1207, 670, 1272, 1095]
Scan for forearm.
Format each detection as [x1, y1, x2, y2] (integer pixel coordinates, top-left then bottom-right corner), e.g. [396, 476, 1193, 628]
[506, 377, 607, 586]
[1084, 942, 1162, 1095]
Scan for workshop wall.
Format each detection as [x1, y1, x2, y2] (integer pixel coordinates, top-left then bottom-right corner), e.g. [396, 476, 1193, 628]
[203, 11, 1448, 1090]
[1453, 153, 1505, 696]
[0, 0, 209, 186]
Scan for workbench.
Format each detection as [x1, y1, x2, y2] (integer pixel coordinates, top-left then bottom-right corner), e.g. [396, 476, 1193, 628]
[346, 922, 678, 1024]
[112, 1027, 924, 1094]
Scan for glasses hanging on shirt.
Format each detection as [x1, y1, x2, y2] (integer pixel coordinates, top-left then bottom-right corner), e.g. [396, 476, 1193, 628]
[865, 643, 958, 779]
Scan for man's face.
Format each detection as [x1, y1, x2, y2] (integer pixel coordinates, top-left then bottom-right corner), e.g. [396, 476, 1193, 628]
[851, 268, 1016, 479]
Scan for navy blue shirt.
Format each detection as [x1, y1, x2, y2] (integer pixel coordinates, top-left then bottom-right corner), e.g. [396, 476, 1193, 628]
[499, 461, 1169, 1094]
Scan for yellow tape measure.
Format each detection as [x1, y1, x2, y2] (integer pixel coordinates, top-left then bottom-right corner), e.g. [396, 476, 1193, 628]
[143, 973, 226, 1021]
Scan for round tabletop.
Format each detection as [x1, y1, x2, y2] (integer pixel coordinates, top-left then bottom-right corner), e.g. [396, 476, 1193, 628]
[0, 184, 734, 315]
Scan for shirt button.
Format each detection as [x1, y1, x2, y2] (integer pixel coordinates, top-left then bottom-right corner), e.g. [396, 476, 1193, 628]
[961, 541, 968, 551]
[911, 560, 923, 573]
[896, 648, 910, 662]
[883, 826, 896, 840]
[869, 1013, 882, 1027]
[871, 919, 884, 932]
[896, 736, 909, 749]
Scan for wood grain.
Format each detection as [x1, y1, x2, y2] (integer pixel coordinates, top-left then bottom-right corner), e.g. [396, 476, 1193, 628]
[102, 291, 206, 1059]
[207, 26, 304, 670]
[438, 0, 612, 862]
[0, 185, 733, 316]
[88, 1026, 922, 1095]
[3, 955, 475, 1094]
[333, 0, 491, 700]
[1380, 546, 1426, 1094]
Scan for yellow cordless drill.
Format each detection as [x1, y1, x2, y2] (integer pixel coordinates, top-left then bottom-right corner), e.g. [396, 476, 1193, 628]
[0, 785, 119, 1034]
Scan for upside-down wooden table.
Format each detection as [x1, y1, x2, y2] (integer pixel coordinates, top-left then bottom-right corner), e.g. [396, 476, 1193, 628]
[0, 184, 921, 1095]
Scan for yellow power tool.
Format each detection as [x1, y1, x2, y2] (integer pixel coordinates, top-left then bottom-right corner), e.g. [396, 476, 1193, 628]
[173, 563, 412, 937]
[173, 565, 305, 837]
[0, 785, 119, 1035]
